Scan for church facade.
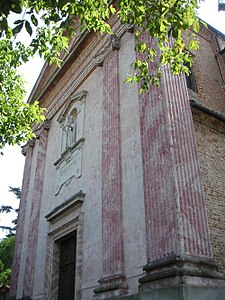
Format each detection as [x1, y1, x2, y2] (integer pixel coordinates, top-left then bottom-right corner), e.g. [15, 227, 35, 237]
[10, 17, 225, 300]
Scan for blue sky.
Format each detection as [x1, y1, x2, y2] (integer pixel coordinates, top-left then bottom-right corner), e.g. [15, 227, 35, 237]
[0, 0, 224, 239]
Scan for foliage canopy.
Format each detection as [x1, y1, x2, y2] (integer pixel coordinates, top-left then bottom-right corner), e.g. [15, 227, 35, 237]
[0, 187, 20, 284]
[0, 0, 201, 148]
[0, 235, 15, 285]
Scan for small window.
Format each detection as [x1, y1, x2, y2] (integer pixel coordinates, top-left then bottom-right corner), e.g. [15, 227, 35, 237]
[185, 63, 198, 92]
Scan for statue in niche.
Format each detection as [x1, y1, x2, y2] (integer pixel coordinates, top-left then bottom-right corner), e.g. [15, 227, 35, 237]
[67, 113, 77, 147]
[61, 109, 77, 152]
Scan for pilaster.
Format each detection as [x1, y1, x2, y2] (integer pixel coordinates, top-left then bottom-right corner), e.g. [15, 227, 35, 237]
[9, 140, 35, 299]
[22, 121, 50, 298]
[94, 41, 127, 299]
[137, 33, 225, 291]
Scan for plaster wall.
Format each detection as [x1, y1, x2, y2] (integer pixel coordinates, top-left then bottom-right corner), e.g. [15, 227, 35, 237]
[12, 20, 225, 300]
[119, 32, 147, 292]
[32, 68, 105, 297]
[29, 30, 148, 298]
[16, 142, 40, 299]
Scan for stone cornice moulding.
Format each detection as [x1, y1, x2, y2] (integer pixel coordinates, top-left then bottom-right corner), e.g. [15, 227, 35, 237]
[45, 190, 85, 224]
[94, 34, 121, 66]
[28, 29, 89, 105]
[29, 17, 122, 106]
[21, 139, 35, 156]
[34, 119, 51, 137]
[45, 23, 129, 121]
[21, 119, 51, 156]
[124, 23, 135, 33]
[54, 137, 85, 167]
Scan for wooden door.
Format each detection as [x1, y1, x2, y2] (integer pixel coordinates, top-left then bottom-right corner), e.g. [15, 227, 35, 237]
[58, 232, 76, 300]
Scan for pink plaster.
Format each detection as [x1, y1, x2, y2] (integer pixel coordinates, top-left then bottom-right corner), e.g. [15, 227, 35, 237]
[137, 32, 212, 262]
[23, 129, 49, 297]
[102, 51, 124, 277]
[9, 144, 34, 298]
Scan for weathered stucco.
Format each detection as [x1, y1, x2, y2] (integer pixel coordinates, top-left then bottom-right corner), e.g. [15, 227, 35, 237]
[10, 18, 225, 300]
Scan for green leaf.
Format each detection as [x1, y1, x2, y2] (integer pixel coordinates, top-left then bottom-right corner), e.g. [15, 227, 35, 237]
[58, 0, 68, 9]
[12, 23, 23, 35]
[109, 4, 116, 14]
[188, 39, 199, 50]
[31, 14, 38, 26]
[14, 20, 23, 25]
[11, 2, 22, 14]
[192, 18, 200, 33]
[25, 21, 33, 36]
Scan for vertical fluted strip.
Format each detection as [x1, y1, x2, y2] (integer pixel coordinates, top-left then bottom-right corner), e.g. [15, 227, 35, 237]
[9, 143, 34, 298]
[23, 128, 49, 297]
[137, 32, 212, 262]
[162, 63, 212, 257]
[137, 33, 178, 261]
[102, 50, 124, 276]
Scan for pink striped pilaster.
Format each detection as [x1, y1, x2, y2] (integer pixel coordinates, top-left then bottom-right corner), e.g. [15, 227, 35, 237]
[23, 122, 50, 298]
[138, 68, 177, 261]
[137, 32, 178, 262]
[137, 34, 224, 289]
[162, 64, 212, 258]
[94, 50, 127, 298]
[9, 141, 35, 299]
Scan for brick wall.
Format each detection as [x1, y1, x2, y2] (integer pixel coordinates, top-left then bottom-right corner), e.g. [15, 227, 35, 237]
[188, 25, 225, 115]
[187, 24, 225, 274]
[192, 109, 225, 273]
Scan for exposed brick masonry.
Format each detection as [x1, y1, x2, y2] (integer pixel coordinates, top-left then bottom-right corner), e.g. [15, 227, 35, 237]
[193, 110, 225, 273]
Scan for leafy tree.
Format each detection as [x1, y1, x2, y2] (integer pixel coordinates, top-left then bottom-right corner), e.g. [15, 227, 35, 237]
[0, 187, 21, 237]
[0, 187, 20, 284]
[0, 235, 15, 285]
[0, 0, 202, 148]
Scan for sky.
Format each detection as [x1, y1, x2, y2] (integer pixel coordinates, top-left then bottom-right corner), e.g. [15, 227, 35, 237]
[0, 57, 44, 239]
[0, 0, 224, 239]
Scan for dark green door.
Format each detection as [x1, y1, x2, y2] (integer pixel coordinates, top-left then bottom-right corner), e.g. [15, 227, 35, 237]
[58, 232, 76, 300]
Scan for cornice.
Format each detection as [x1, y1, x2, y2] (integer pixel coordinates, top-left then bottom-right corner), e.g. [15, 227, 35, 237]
[94, 34, 121, 66]
[28, 29, 89, 105]
[21, 119, 51, 156]
[45, 23, 131, 121]
[21, 139, 35, 156]
[54, 137, 85, 167]
[34, 119, 51, 138]
[45, 190, 85, 223]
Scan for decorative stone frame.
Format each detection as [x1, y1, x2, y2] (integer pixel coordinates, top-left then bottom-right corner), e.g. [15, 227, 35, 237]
[45, 191, 85, 300]
[54, 90, 87, 195]
[57, 90, 87, 153]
